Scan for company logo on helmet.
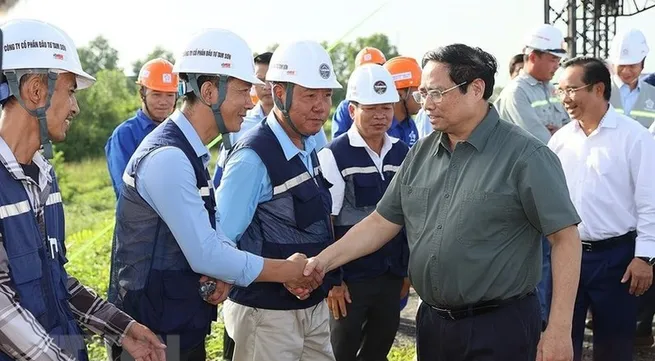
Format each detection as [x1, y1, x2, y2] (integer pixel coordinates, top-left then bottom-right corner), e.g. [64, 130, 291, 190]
[162, 74, 172, 83]
[319, 63, 331, 80]
[52, 53, 64, 61]
[373, 80, 387, 94]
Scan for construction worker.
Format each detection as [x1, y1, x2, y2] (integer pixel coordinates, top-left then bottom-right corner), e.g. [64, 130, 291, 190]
[105, 58, 178, 198]
[317, 63, 409, 361]
[331, 47, 386, 138]
[107, 29, 321, 361]
[216, 40, 343, 361]
[494, 24, 569, 144]
[382, 56, 421, 147]
[494, 24, 570, 329]
[608, 28, 655, 129]
[0, 19, 165, 361]
[212, 51, 328, 188]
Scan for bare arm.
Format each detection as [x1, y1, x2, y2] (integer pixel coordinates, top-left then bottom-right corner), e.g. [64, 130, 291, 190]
[306, 211, 403, 276]
[545, 225, 581, 332]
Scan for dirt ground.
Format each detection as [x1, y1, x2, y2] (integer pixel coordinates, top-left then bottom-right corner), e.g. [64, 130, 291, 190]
[394, 290, 655, 360]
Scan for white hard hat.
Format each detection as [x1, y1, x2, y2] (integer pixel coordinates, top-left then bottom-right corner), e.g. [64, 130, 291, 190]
[172, 28, 263, 85]
[525, 24, 566, 58]
[1, 19, 95, 89]
[266, 40, 342, 89]
[346, 64, 399, 105]
[609, 28, 649, 65]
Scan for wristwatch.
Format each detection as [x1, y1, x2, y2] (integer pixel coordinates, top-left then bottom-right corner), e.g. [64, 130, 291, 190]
[637, 257, 655, 266]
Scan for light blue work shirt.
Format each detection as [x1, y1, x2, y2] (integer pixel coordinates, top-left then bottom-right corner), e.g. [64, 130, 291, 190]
[414, 108, 433, 139]
[617, 76, 643, 115]
[216, 113, 318, 242]
[134, 109, 264, 286]
[212, 104, 328, 188]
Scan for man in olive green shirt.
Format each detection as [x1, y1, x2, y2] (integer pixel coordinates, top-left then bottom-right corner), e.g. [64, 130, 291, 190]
[304, 44, 582, 361]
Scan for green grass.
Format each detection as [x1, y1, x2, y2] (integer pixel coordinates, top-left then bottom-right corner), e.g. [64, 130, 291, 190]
[58, 154, 414, 361]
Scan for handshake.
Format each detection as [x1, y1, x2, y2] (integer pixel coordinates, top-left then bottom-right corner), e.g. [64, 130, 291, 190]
[282, 253, 326, 300]
[198, 252, 328, 305]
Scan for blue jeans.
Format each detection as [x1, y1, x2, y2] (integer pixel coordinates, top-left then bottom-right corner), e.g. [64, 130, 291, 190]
[536, 236, 552, 326]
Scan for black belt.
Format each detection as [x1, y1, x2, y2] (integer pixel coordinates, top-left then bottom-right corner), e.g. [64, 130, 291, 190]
[581, 231, 636, 252]
[427, 290, 535, 321]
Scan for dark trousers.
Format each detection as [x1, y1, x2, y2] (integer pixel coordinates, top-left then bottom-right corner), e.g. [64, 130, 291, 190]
[222, 327, 235, 360]
[636, 267, 655, 337]
[415, 292, 541, 361]
[108, 338, 206, 361]
[572, 238, 637, 361]
[329, 274, 403, 361]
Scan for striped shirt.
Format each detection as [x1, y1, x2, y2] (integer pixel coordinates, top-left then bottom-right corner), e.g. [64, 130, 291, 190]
[0, 136, 134, 361]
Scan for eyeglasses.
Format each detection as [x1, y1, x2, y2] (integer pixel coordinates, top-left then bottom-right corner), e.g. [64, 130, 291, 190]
[555, 84, 592, 100]
[411, 81, 467, 104]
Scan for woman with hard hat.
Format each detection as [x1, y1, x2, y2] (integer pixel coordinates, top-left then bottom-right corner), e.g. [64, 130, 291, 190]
[608, 28, 655, 129]
[318, 63, 410, 361]
[331, 47, 387, 139]
[0, 19, 165, 361]
[105, 58, 178, 198]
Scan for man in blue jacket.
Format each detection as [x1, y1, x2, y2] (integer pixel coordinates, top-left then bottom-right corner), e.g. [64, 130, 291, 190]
[105, 58, 178, 198]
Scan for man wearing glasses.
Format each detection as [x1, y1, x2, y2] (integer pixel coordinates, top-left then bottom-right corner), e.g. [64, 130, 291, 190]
[549, 56, 655, 361]
[302, 44, 583, 361]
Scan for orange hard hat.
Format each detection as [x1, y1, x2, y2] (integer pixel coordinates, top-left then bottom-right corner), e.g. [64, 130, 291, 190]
[383, 56, 422, 90]
[355, 47, 386, 67]
[250, 85, 259, 105]
[136, 58, 178, 93]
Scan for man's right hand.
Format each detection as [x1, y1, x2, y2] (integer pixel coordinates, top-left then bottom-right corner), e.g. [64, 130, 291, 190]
[283, 253, 324, 300]
[328, 282, 351, 320]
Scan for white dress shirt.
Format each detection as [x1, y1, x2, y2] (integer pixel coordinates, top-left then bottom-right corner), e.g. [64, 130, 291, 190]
[548, 105, 655, 257]
[317, 126, 399, 215]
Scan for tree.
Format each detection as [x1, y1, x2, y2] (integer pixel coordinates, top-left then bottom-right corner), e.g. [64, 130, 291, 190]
[77, 36, 120, 77]
[57, 69, 140, 161]
[131, 46, 175, 77]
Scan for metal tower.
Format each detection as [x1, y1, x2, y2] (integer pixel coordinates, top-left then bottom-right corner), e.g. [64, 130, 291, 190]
[545, 0, 655, 59]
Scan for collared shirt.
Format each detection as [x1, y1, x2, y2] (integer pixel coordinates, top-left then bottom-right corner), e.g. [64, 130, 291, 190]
[105, 109, 158, 198]
[0, 137, 134, 361]
[213, 104, 328, 187]
[614, 76, 642, 115]
[376, 105, 580, 307]
[133, 110, 263, 286]
[494, 71, 569, 144]
[548, 105, 655, 257]
[216, 112, 319, 242]
[318, 126, 399, 215]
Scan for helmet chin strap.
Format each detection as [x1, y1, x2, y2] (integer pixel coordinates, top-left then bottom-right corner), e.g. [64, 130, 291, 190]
[4, 69, 58, 159]
[272, 83, 313, 142]
[185, 74, 231, 149]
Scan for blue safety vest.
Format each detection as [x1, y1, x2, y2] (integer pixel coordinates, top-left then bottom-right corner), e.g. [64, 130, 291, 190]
[0, 163, 88, 361]
[328, 134, 410, 282]
[108, 119, 217, 351]
[227, 121, 340, 310]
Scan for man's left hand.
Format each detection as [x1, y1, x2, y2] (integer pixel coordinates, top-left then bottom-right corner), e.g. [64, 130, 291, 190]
[122, 322, 167, 361]
[536, 326, 573, 361]
[199, 276, 231, 305]
[621, 258, 654, 296]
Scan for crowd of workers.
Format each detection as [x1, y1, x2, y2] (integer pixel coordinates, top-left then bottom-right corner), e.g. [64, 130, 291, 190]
[1, 15, 655, 361]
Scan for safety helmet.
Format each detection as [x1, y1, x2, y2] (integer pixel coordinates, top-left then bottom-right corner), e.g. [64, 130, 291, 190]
[267, 40, 342, 89]
[172, 28, 262, 149]
[524, 24, 566, 58]
[137, 58, 178, 93]
[0, 19, 95, 159]
[250, 85, 259, 105]
[384, 56, 422, 90]
[346, 64, 399, 105]
[355, 47, 386, 67]
[609, 28, 649, 65]
[266, 40, 341, 139]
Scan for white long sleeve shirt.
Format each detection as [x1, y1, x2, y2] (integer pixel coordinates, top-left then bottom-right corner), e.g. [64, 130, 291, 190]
[548, 105, 655, 257]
